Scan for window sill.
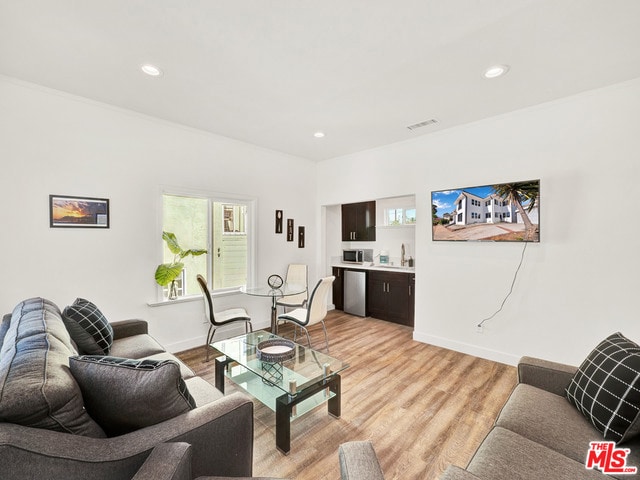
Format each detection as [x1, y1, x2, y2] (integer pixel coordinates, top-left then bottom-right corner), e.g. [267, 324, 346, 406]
[147, 287, 243, 307]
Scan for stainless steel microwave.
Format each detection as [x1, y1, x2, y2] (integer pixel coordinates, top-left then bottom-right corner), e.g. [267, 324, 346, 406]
[343, 249, 364, 264]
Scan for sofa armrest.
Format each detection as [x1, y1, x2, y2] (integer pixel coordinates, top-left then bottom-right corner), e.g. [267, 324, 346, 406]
[131, 443, 192, 480]
[439, 465, 481, 480]
[111, 319, 149, 339]
[0, 392, 253, 480]
[339, 441, 385, 480]
[517, 356, 577, 396]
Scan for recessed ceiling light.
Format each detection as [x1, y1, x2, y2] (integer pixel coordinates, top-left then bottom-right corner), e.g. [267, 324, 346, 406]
[483, 64, 510, 79]
[141, 64, 163, 77]
[314, 131, 325, 138]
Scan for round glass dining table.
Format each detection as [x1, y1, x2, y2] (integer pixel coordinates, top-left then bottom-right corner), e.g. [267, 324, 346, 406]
[240, 283, 306, 334]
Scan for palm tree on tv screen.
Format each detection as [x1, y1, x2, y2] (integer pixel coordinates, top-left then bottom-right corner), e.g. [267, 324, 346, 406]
[493, 181, 539, 241]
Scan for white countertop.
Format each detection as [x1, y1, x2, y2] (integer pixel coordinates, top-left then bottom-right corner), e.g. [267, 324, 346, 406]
[332, 262, 415, 273]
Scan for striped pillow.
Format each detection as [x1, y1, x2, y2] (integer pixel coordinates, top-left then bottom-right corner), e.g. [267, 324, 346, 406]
[62, 298, 114, 355]
[566, 332, 640, 442]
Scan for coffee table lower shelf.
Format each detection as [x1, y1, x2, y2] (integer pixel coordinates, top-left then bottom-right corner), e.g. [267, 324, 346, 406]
[214, 356, 342, 455]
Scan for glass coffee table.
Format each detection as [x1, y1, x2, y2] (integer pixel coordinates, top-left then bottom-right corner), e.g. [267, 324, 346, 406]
[211, 331, 349, 454]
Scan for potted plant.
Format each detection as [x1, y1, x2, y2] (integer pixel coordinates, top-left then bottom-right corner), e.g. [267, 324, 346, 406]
[155, 231, 207, 300]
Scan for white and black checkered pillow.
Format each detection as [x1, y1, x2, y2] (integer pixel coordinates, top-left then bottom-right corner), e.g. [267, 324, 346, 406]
[69, 355, 196, 436]
[566, 332, 640, 442]
[62, 298, 114, 355]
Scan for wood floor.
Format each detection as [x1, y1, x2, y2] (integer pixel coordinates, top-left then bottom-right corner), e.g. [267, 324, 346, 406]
[176, 311, 517, 480]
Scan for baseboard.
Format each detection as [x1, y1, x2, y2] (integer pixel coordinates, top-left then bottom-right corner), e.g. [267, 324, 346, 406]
[413, 331, 520, 366]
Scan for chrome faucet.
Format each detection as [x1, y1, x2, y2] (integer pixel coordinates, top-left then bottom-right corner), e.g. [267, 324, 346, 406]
[401, 243, 405, 266]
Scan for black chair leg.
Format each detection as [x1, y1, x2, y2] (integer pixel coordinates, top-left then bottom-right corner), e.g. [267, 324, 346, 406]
[205, 325, 217, 363]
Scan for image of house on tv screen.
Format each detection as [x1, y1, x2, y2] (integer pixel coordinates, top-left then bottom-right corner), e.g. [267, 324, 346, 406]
[431, 180, 539, 242]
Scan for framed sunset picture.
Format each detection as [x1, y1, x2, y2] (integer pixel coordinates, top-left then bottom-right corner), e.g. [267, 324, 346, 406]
[49, 195, 110, 228]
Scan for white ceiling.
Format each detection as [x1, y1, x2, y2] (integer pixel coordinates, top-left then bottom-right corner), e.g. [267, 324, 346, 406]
[1, 1, 640, 161]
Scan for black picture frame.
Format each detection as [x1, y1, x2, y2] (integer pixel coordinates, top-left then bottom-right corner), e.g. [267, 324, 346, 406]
[287, 219, 294, 241]
[275, 210, 283, 233]
[49, 195, 110, 228]
[298, 226, 305, 248]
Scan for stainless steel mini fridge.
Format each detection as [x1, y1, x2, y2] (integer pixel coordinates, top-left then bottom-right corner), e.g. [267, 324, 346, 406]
[344, 270, 366, 317]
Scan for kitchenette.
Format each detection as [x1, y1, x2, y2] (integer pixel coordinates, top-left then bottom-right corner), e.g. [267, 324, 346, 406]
[326, 195, 416, 327]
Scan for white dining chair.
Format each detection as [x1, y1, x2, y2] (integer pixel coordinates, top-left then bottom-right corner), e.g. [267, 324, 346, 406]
[277, 276, 335, 352]
[276, 264, 308, 312]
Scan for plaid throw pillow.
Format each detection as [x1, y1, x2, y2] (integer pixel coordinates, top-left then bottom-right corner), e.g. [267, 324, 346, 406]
[62, 298, 114, 355]
[566, 332, 640, 442]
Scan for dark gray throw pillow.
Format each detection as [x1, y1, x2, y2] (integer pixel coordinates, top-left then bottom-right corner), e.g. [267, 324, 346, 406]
[62, 298, 114, 355]
[566, 332, 640, 443]
[69, 355, 196, 436]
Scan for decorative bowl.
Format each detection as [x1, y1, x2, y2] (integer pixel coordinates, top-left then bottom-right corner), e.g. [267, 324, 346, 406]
[256, 338, 295, 363]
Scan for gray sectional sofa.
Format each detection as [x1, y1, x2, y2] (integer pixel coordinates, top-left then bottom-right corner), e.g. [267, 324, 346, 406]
[0, 297, 263, 480]
[441, 353, 640, 480]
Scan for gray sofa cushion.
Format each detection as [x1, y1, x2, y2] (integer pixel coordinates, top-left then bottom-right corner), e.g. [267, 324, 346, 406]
[183, 377, 224, 408]
[69, 355, 196, 436]
[339, 441, 385, 480]
[496, 383, 602, 463]
[467, 427, 607, 480]
[0, 298, 105, 437]
[566, 332, 640, 442]
[62, 298, 114, 355]
[109, 334, 166, 359]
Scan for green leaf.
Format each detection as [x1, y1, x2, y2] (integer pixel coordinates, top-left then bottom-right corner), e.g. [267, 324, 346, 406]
[155, 262, 184, 286]
[180, 248, 208, 259]
[162, 231, 182, 255]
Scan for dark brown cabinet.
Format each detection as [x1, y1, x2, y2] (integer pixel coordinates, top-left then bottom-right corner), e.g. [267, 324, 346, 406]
[341, 201, 376, 241]
[332, 267, 344, 311]
[367, 270, 413, 326]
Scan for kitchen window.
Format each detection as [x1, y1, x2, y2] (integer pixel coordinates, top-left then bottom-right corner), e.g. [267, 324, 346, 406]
[385, 207, 417, 226]
[161, 192, 255, 298]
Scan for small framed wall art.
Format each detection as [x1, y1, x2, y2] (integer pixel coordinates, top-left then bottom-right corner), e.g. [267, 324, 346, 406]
[275, 210, 283, 233]
[287, 219, 294, 242]
[49, 195, 110, 228]
[298, 226, 305, 248]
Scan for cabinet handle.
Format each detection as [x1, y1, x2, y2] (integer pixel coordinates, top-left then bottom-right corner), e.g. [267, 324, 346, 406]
[409, 285, 412, 296]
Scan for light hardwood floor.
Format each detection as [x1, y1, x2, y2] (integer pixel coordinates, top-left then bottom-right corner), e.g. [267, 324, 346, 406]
[176, 310, 517, 480]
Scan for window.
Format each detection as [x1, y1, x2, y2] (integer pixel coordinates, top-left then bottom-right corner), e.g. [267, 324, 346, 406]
[161, 192, 255, 298]
[385, 207, 416, 225]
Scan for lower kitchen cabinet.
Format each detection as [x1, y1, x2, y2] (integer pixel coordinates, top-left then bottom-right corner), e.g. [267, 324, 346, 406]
[332, 267, 344, 311]
[367, 270, 414, 327]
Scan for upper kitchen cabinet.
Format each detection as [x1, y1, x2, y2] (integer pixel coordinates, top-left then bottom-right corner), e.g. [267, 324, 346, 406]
[342, 201, 376, 241]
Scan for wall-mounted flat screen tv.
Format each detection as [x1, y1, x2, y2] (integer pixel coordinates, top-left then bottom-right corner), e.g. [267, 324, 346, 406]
[431, 179, 540, 242]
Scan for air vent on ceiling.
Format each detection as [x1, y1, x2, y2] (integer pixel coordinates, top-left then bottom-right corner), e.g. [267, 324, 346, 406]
[407, 118, 439, 131]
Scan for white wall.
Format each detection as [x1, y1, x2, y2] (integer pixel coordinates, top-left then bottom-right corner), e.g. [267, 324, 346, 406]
[0, 76, 318, 352]
[317, 78, 640, 366]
